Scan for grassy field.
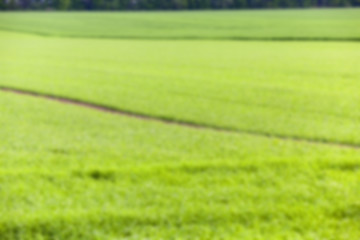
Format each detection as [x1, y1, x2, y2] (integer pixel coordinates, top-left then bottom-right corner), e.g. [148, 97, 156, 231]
[1, 9, 360, 240]
[0, 9, 360, 40]
[1, 91, 360, 240]
[1, 30, 360, 145]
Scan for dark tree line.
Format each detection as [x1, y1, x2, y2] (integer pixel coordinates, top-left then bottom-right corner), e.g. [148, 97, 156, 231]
[0, 0, 358, 10]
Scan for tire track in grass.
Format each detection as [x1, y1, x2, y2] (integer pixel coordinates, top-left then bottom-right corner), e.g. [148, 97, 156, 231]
[1, 85, 359, 149]
[1, 27, 360, 42]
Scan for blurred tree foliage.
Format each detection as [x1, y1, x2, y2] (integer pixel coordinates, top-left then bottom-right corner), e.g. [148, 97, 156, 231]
[0, 0, 358, 10]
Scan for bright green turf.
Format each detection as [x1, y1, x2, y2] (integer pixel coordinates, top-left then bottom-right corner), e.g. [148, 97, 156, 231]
[0, 9, 359, 40]
[1, 92, 360, 240]
[1, 10, 360, 240]
[1, 30, 360, 145]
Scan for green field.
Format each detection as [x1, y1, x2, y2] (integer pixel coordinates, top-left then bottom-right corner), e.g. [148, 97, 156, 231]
[1, 9, 360, 240]
[0, 9, 360, 40]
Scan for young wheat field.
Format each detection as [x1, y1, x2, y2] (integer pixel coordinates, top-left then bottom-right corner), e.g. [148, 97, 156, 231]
[0, 9, 360, 240]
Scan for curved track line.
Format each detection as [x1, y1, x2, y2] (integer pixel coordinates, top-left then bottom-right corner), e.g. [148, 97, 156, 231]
[1, 28, 360, 42]
[1, 86, 359, 149]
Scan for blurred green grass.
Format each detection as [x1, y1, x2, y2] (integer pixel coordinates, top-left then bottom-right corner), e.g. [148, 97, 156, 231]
[1, 30, 360, 145]
[1, 92, 360, 240]
[1, 9, 360, 239]
[0, 9, 359, 40]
